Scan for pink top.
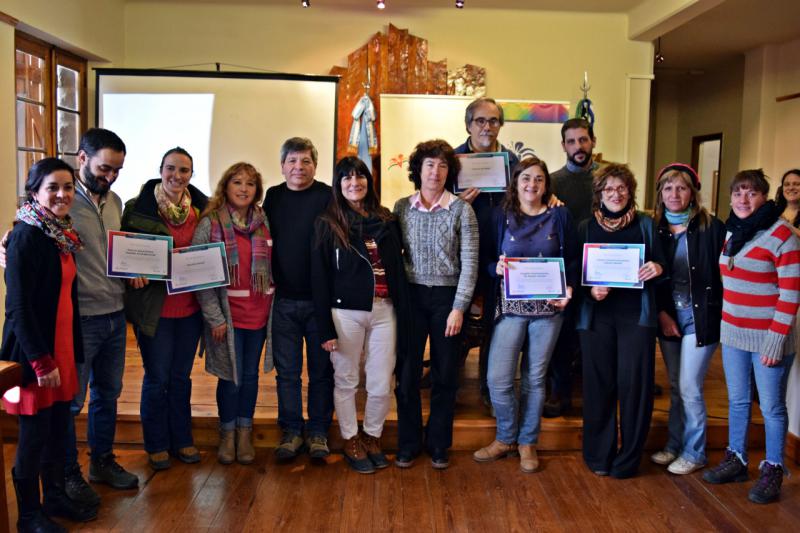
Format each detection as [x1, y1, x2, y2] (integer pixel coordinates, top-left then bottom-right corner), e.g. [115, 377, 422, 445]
[161, 209, 201, 318]
[228, 231, 272, 329]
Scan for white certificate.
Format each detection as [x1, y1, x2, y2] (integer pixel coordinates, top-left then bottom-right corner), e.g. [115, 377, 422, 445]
[581, 243, 644, 289]
[504, 257, 567, 300]
[107, 231, 172, 280]
[454, 152, 510, 193]
[167, 242, 230, 294]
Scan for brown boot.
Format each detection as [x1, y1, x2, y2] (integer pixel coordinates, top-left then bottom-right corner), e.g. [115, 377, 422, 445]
[473, 440, 516, 462]
[360, 432, 389, 469]
[218, 429, 235, 465]
[343, 435, 375, 474]
[519, 444, 539, 473]
[236, 427, 255, 464]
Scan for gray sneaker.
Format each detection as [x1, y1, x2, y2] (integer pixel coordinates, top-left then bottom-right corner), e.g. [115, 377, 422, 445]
[274, 432, 304, 460]
[89, 453, 139, 490]
[64, 464, 100, 507]
[306, 435, 330, 459]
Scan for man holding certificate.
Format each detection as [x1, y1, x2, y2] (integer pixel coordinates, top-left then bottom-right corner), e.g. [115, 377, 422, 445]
[575, 163, 665, 479]
[472, 156, 578, 473]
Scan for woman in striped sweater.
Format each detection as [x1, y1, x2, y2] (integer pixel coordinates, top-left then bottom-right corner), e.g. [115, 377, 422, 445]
[702, 169, 800, 505]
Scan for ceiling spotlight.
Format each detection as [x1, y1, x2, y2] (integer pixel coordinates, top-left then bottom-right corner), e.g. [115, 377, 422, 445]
[302, 0, 309, 6]
[377, 0, 386, 9]
[455, 0, 464, 7]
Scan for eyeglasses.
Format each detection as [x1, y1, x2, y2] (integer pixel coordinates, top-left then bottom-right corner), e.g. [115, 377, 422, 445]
[471, 117, 501, 128]
[602, 186, 628, 196]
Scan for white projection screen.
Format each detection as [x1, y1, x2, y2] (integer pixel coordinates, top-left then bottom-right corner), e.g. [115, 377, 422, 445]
[96, 69, 339, 204]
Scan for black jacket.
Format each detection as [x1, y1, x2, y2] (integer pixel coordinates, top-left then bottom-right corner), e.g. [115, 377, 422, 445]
[655, 214, 726, 347]
[1, 223, 83, 386]
[311, 216, 412, 355]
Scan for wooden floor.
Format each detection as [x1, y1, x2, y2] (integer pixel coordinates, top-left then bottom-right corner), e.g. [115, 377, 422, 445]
[2, 445, 798, 532]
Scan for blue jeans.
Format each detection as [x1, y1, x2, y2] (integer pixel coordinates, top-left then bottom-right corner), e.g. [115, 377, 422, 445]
[217, 326, 266, 430]
[65, 310, 127, 466]
[488, 314, 563, 445]
[135, 313, 202, 453]
[271, 298, 333, 437]
[659, 334, 717, 464]
[721, 345, 795, 466]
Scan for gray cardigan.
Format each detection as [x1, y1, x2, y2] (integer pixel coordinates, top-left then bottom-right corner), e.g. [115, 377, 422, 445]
[192, 215, 274, 384]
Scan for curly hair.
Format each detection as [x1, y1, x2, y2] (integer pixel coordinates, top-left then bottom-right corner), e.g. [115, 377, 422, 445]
[591, 163, 637, 212]
[407, 139, 460, 191]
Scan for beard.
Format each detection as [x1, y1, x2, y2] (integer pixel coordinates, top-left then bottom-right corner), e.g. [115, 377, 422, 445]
[81, 166, 111, 195]
[567, 149, 592, 167]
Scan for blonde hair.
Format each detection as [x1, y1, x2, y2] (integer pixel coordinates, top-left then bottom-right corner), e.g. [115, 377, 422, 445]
[653, 168, 711, 229]
[202, 162, 264, 217]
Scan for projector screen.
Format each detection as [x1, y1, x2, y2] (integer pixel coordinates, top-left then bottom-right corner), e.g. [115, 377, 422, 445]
[96, 69, 339, 204]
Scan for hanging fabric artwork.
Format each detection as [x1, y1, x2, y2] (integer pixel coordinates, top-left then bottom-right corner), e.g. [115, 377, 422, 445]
[348, 94, 378, 170]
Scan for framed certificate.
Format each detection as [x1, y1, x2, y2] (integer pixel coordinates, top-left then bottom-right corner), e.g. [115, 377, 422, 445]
[454, 152, 510, 193]
[107, 231, 172, 280]
[504, 257, 567, 300]
[581, 243, 645, 289]
[167, 242, 230, 295]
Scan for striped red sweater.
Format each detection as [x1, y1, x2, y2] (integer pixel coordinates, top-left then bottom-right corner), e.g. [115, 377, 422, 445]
[719, 219, 800, 360]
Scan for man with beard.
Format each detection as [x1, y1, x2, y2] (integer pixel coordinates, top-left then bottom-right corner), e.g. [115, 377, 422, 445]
[545, 118, 599, 418]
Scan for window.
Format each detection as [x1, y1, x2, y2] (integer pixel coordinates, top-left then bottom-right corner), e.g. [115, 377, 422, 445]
[15, 32, 87, 199]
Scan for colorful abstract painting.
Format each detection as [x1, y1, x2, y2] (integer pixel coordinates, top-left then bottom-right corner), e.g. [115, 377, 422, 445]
[499, 102, 569, 124]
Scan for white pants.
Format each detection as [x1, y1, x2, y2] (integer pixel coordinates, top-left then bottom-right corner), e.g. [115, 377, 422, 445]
[331, 299, 397, 440]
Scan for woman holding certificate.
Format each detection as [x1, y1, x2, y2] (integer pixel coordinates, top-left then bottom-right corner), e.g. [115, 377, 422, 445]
[2, 158, 99, 529]
[393, 139, 479, 469]
[122, 147, 208, 470]
[473, 156, 578, 473]
[311, 156, 411, 474]
[577, 163, 665, 479]
[702, 169, 799, 505]
[650, 164, 725, 476]
[192, 162, 273, 465]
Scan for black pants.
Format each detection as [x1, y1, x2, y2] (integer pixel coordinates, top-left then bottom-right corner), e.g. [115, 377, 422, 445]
[396, 285, 461, 452]
[14, 400, 70, 481]
[579, 313, 655, 478]
[547, 305, 578, 403]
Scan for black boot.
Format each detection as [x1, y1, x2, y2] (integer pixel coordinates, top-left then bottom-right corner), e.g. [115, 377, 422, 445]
[41, 462, 98, 523]
[12, 468, 66, 533]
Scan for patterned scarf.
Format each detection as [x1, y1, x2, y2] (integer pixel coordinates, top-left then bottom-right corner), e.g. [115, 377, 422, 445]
[210, 203, 270, 294]
[154, 183, 192, 225]
[593, 202, 636, 232]
[15, 200, 83, 255]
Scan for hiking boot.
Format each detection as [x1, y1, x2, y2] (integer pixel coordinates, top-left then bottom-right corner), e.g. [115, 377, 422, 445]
[343, 435, 375, 474]
[748, 462, 783, 504]
[473, 440, 516, 463]
[89, 453, 139, 489]
[176, 446, 201, 464]
[667, 457, 704, 475]
[41, 463, 98, 523]
[236, 427, 256, 464]
[306, 434, 330, 459]
[218, 429, 235, 465]
[64, 463, 100, 507]
[274, 432, 304, 461]
[702, 450, 748, 484]
[360, 432, 389, 469]
[148, 451, 171, 471]
[651, 449, 678, 466]
[519, 444, 539, 473]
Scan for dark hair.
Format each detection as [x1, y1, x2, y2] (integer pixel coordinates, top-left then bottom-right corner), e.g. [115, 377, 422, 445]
[653, 165, 711, 229]
[464, 97, 504, 132]
[407, 139, 460, 191]
[775, 169, 800, 228]
[280, 137, 318, 166]
[203, 162, 264, 218]
[25, 157, 75, 200]
[730, 169, 769, 196]
[560, 118, 594, 142]
[591, 163, 637, 212]
[502, 157, 552, 222]
[159, 147, 193, 172]
[318, 157, 392, 248]
[78, 128, 126, 156]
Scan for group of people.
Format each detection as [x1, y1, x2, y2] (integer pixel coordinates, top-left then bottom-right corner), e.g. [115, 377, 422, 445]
[0, 98, 797, 531]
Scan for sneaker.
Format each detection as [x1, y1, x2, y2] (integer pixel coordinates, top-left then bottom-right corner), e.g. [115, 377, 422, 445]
[518, 444, 539, 473]
[360, 432, 389, 469]
[702, 450, 748, 484]
[651, 449, 678, 466]
[89, 453, 139, 489]
[748, 462, 783, 504]
[667, 457, 704, 475]
[148, 451, 171, 471]
[429, 448, 449, 470]
[306, 435, 330, 459]
[473, 440, 516, 463]
[343, 435, 375, 474]
[274, 432, 304, 461]
[64, 464, 100, 507]
[176, 446, 201, 464]
[394, 450, 418, 469]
